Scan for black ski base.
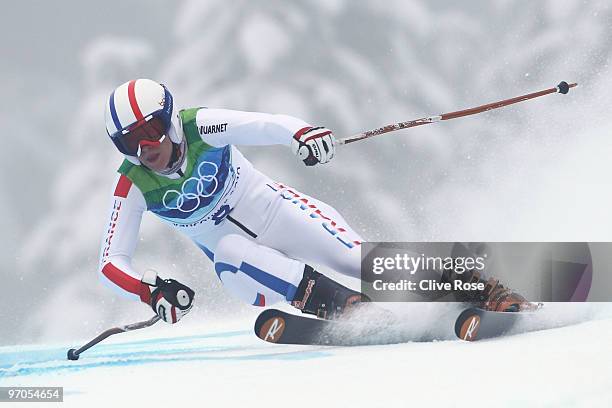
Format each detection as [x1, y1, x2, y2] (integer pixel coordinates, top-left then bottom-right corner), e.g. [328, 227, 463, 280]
[254, 308, 402, 346]
[455, 307, 533, 341]
[254, 309, 341, 345]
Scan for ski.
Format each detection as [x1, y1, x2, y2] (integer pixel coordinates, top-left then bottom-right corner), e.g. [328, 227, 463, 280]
[454, 307, 540, 341]
[254, 308, 399, 346]
[254, 308, 342, 346]
[256, 307, 542, 345]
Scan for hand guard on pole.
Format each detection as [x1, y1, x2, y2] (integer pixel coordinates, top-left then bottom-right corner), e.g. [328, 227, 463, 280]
[291, 126, 336, 166]
[145, 272, 195, 324]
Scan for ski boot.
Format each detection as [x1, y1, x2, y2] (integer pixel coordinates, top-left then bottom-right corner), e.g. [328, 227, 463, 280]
[291, 265, 370, 320]
[445, 270, 539, 312]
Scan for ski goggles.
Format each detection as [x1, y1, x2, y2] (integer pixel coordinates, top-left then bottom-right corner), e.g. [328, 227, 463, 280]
[108, 86, 174, 157]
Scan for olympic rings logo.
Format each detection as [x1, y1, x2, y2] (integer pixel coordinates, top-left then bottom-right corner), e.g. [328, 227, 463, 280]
[163, 161, 220, 213]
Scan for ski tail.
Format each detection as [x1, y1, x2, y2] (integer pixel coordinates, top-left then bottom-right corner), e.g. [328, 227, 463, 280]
[454, 307, 542, 341]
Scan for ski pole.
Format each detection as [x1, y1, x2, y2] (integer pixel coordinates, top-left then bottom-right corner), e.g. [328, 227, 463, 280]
[67, 315, 160, 360]
[337, 81, 577, 146]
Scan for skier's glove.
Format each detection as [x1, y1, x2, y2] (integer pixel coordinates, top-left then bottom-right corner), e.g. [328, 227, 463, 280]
[143, 270, 195, 324]
[291, 127, 336, 166]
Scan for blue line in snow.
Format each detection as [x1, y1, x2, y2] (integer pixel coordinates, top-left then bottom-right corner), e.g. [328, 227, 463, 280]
[1, 350, 331, 378]
[0, 330, 333, 379]
[0, 330, 251, 370]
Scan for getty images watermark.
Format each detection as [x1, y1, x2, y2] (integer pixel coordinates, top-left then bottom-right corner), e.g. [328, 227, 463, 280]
[370, 251, 487, 292]
[361, 242, 608, 302]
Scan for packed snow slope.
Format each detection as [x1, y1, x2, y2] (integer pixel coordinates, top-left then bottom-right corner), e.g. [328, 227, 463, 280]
[2, 305, 611, 407]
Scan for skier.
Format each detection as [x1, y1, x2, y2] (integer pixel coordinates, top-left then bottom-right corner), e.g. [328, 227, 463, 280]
[99, 78, 532, 324]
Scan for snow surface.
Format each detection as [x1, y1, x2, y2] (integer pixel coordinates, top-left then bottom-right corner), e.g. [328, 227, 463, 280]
[1, 305, 612, 407]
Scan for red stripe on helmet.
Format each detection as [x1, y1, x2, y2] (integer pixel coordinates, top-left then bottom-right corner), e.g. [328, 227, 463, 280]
[127, 80, 144, 121]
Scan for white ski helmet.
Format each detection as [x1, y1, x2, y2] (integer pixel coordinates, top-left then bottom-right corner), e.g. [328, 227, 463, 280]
[105, 79, 182, 165]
